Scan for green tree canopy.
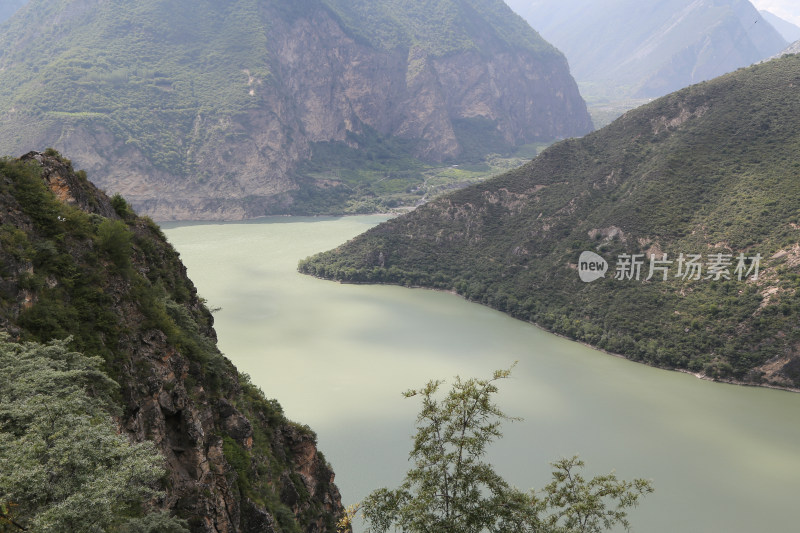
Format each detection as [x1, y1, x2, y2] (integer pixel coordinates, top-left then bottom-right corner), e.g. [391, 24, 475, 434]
[350, 367, 652, 533]
[0, 337, 188, 532]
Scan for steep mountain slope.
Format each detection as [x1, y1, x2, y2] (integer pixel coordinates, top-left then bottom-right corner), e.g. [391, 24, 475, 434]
[761, 9, 800, 42]
[506, 0, 787, 99]
[0, 150, 345, 532]
[0, 0, 591, 221]
[300, 54, 800, 390]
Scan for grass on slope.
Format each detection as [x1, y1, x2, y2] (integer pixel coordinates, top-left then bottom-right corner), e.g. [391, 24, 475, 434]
[322, 0, 560, 57]
[0, 0, 272, 175]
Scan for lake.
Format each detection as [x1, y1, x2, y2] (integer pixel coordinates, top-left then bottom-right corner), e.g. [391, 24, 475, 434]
[163, 215, 800, 533]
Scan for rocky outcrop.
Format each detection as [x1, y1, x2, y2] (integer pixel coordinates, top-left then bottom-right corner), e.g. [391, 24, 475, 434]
[773, 38, 800, 58]
[0, 0, 592, 221]
[0, 151, 344, 532]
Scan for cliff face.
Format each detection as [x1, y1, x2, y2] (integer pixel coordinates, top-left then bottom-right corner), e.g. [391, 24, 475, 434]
[300, 55, 800, 391]
[0, 151, 344, 532]
[0, 0, 591, 221]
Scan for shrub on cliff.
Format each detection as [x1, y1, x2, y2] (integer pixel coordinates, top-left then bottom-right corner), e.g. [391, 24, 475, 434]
[0, 337, 188, 532]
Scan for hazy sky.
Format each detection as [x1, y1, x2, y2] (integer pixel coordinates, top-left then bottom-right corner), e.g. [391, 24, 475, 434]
[752, 0, 800, 27]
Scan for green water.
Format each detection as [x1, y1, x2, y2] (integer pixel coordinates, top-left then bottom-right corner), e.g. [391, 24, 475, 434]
[163, 216, 800, 533]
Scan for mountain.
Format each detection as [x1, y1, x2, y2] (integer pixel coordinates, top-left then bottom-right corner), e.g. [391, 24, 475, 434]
[0, 0, 26, 24]
[775, 38, 800, 56]
[505, 0, 787, 99]
[786, 40, 800, 53]
[300, 54, 800, 390]
[0, 150, 345, 531]
[0, 0, 591, 221]
[760, 9, 800, 42]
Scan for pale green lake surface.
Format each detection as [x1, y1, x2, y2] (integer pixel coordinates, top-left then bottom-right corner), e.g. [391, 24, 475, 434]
[163, 216, 800, 533]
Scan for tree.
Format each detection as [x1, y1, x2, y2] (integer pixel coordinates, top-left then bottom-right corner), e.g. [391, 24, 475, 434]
[97, 218, 132, 268]
[348, 367, 652, 533]
[542, 457, 654, 533]
[0, 337, 188, 532]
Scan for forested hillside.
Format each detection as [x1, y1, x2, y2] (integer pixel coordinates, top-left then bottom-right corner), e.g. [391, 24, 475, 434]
[301, 54, 800, 390]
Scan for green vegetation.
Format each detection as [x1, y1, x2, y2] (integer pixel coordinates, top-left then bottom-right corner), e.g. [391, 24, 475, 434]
[323, 0, 560, 58]
[0, 0, 582, 219]
[294, 138, 549, 215]
[341, 368, 652, 533]
[0, 151, 342, 531]
[578, 83, 653, 129]
[300, 55, 800, 389]
[0, 337, 189, 532]
[0, 0, 272, 175]
[0, 155, 215, 376]
[0, 0, 505, 177]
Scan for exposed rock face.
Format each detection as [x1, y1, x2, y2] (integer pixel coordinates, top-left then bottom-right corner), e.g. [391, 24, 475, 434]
[0, 151, 344, 532]
[773, 39, 800, 58]
[0, 0, 592, 221]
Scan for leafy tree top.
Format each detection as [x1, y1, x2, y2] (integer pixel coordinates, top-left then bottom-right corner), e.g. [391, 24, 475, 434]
[344, 367, 652, 533]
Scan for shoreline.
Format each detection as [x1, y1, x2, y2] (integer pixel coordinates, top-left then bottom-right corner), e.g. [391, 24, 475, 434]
[306, 274, 800, 394]
[154, 211, 401, 227]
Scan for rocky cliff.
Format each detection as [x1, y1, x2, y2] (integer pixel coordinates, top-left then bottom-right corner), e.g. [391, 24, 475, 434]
[775, 39, 800, 57]
[0, 150, 344, 532]
[0, 0, 591, 221]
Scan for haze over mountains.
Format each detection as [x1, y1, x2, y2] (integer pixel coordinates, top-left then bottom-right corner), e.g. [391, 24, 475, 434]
[0, 0, 26, 23]
[779, 39, 800, 55]
[760, 9, 800, 42]
[506, 0, 787, 101]
[0, 0, 591, 220]
[302, 54, 800, 390]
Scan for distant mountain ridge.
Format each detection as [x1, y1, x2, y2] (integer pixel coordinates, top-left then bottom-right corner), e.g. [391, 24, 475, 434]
[0, 0, 591, 220]
[506, 0, 787, 99]
[760, 9, 800, 43]
[301, 54, 800, 390]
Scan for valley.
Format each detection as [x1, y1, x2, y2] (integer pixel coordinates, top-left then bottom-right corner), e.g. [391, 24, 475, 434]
[165, 216, 800, 533]
[301, 55, 800, 390]
[2, 0, 800, 531]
